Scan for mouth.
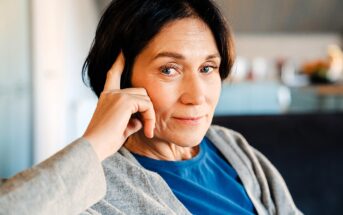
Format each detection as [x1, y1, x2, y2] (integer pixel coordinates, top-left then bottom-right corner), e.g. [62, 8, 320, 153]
[172, 116, 205, 126]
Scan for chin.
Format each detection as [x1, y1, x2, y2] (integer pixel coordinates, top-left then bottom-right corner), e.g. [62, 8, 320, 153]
[156, 123, 210, 147]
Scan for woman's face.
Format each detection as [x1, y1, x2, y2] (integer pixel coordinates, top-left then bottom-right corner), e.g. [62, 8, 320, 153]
[131, 18, 222, 147]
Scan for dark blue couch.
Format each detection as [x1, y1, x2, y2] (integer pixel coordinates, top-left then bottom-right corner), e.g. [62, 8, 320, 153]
[213, 113, 343, 215]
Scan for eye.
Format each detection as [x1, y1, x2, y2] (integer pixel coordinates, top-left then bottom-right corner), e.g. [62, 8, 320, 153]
[160, 65, 178, 76]
[200, 65, 217, 74]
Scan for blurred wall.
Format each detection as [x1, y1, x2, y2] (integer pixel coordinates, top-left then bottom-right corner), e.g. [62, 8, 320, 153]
[216, 0, 343, 32]
[0, 0, 101, 177]
[32, 0, 99, 163]
[0, 0, 32, 177]
[234, 34, 341, 61]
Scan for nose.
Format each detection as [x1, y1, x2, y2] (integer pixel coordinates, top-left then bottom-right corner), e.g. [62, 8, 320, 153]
[180, 74, 206, 105]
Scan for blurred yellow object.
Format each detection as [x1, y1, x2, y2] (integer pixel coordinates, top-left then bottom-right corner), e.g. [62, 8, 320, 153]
[327, 44, 343, 81]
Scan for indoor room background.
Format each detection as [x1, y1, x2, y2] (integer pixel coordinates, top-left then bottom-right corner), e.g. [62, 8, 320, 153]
[1, 0, 342, 214]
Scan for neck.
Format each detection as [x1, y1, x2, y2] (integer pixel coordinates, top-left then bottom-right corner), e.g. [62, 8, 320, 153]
[124, 131, 199, 161]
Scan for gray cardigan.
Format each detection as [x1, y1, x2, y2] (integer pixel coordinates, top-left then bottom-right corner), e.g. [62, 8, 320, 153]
[0, 125, 302, 215]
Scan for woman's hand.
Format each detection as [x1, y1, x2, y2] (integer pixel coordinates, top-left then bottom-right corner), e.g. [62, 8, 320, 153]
[82, 52, 155, 161]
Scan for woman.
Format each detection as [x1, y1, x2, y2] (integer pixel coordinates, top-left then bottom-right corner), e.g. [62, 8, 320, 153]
[0, 0, 302, 214]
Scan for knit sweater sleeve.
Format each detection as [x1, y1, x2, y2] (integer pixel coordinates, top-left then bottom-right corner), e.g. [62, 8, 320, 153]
[0, 138, 106, 215]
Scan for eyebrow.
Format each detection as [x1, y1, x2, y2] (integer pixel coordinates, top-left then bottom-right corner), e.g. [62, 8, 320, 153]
[152, 52, 221, 61]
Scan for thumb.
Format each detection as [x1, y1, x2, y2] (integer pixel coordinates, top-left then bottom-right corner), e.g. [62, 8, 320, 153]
[103, 52, 125, 92]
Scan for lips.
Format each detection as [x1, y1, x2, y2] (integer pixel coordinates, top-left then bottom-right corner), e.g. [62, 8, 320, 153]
[172, 115, 205, 126]
[173, 116, 204, 120]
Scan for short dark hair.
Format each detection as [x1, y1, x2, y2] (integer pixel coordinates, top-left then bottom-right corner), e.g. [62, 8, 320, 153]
[82, 0, 235, 97]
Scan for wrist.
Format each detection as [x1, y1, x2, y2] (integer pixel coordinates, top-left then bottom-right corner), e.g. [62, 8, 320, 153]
[82, 135, 109, 161]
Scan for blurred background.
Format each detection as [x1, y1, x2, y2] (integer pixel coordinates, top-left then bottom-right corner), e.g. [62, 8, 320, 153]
[1, 0, 342, 214]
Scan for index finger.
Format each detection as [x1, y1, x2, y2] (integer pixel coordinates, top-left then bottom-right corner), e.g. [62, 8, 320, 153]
[103, 52, 125, 92]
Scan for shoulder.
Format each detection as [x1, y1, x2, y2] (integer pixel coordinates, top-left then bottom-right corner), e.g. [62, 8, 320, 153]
[206, 124, 259, 173]
[206, 124, 274, 172]
[207, 125, 302, 214]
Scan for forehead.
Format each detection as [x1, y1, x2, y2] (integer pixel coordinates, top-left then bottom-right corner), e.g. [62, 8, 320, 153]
[161, 18, 210, 37]
[142, 18, 219, 59]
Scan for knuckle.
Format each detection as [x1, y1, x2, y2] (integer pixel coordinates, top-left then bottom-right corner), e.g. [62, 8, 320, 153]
[117, 92, 129, 101]
[99, 92, 108, 100]
[106, 70, 113, 78]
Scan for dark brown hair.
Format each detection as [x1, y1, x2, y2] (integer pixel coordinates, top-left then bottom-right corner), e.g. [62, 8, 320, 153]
[82, 0, 235, 97]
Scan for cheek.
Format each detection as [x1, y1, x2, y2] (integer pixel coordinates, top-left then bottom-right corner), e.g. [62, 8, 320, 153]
[207, 77, 222, 109]
[144, 82, 178, 125]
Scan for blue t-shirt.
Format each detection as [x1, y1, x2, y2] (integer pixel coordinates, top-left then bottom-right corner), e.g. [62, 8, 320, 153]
[132, 137, 256, 215]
